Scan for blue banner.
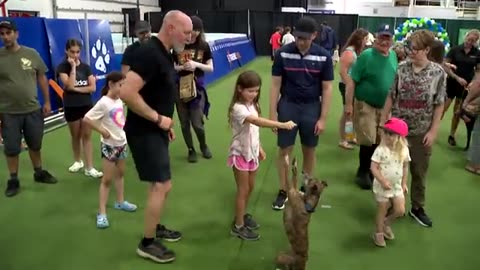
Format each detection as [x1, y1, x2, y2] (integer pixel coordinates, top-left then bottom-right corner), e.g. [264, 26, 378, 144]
[0, 17, 55, 110]
[205, 37, 256, 84]
[79, 19, 116, 102]
[44, 18, 85, 71]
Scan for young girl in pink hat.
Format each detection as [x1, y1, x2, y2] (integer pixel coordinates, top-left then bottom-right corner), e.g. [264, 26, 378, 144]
[370, 117, 410, 247]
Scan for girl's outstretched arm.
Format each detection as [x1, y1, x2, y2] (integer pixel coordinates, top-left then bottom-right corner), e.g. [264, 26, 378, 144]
[244, 115, 295, 130]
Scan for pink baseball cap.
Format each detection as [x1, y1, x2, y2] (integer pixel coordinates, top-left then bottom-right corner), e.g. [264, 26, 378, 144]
[382, 117, 408, 137]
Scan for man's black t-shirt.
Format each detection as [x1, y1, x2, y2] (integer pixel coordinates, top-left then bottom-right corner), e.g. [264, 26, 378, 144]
[172, 39, 212, 78]
[121, 41, 141, 67]
[56, 60, 93, 107]
[124, 37, 176, 135]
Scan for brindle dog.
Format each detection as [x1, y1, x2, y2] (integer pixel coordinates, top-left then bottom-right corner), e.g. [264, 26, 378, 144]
[275, 157, 328, 270]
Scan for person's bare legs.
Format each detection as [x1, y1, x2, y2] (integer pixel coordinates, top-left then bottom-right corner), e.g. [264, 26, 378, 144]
[278, 146, 294, 191]
[144, 181, 172, 239]
[441, 97, 453, 120]
[301, 145, 315, 179]
[272, 146, 293, 210]
[81, 123, 95, 170]
[67, 121, 82, 163]
[449, 99, 462, 142]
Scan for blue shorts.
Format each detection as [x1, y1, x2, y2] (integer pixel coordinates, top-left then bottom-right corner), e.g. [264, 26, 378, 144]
[277, 97, 321, 148]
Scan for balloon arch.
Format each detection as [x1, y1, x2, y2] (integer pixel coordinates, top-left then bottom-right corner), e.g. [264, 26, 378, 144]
[393, 17, 451, 51]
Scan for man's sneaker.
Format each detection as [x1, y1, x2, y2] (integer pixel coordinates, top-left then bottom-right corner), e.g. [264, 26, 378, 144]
[201, 145, 212, 159]
[34, 170, 57, 184]
[68, 161, 84, 173]
[85, 168, 103, 178]
[244, 214, 260, 230]
[230, 224, 260, 241]
[156, 224, 182, 242]
[409, 207, 433, 227]
[136, 239, 176, 263]
[187, 149, 197, 163]
[354, 171, 372, 190]
[5, 179, 20, 197]
[272, 190, 288, 210]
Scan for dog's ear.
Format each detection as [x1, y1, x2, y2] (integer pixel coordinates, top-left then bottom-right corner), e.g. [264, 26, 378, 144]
[321, 180, 328, 187]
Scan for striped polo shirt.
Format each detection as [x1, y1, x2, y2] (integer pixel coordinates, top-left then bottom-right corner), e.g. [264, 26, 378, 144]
[272, 42, 334, 102]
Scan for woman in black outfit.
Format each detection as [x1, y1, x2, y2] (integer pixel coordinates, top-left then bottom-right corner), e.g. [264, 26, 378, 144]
[57, 39, 103, 177]
[173, 16, 214, 163]
[444, 30, 480, 148]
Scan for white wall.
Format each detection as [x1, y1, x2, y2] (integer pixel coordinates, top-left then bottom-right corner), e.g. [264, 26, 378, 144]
[5, 0, 161, 33]
[308, 0, 458, 18]
[5, 0, 54, 17]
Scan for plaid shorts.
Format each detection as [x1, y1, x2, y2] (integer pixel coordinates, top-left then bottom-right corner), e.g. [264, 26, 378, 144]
[101, 142, 128, 162]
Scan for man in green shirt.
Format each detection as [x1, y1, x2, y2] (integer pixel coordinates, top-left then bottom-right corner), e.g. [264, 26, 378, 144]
[0, 19, 57, 197]
[344, 24, 398, 190]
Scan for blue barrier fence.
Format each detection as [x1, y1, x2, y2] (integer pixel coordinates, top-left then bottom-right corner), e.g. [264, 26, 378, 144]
[0, 17, 256, 112]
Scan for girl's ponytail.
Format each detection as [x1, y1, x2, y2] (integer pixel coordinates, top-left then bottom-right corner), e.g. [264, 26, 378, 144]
[101, 71, 126, 96]
[101, 85, 109, 96]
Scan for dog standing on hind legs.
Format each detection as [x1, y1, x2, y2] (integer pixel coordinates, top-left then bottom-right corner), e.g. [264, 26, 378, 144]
[275, 157, 328, 270]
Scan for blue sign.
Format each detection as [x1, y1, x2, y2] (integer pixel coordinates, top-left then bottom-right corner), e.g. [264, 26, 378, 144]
[79, 19, 116, 102]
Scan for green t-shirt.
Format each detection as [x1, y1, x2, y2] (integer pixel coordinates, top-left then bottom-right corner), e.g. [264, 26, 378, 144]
[0, 46, 48, 114]
[350, 48, 398, 108]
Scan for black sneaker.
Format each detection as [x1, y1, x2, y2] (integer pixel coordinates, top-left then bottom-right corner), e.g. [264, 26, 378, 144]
[272, 190, 288, 210]
[187, 149, 197, 163]
[354, 171, 372, 190]
[201, 145, 212, 159]
[244, 214, 260, 230]
[230, 224, 260, 241]
[448, 135, 456, 146]
[5, 179, 20, 197]
[156, 224, 182, 242]
[409, 207, 433, 227]
[34, 170, 57, 184]
[136, 239, 176, 263]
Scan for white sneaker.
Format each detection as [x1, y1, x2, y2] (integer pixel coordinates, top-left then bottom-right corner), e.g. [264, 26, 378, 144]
[69, 161, 84, 173]
[85, 168, 103, 178]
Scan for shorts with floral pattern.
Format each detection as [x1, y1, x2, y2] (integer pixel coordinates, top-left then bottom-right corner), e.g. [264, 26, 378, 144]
[101, 142, 128, 162]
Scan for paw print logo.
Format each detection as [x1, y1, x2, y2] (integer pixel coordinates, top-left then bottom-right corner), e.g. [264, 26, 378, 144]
[91, 39, 110, 73]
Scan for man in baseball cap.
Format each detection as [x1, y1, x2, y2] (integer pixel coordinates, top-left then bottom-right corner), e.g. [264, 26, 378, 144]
[344, 23, 398, 190]
[376, 23, 394, 37]
[121, 20, 152, 73]
[270, 16, 334, 210]
[0, 19, 17, 31]
[292, 16, 318, 40]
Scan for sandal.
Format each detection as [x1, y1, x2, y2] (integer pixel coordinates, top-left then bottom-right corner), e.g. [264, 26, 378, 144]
[338, 141, 354, 150]
[465, 165, 480, 175]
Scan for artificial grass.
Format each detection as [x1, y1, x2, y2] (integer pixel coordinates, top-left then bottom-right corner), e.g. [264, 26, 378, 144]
[0, 57, 479, 270]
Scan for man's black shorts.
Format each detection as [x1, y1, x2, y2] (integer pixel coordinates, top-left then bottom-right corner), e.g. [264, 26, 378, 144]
[127, 132, 171, 182]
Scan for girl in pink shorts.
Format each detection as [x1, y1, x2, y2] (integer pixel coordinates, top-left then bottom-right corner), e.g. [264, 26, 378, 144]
[227, 70, 296, 241]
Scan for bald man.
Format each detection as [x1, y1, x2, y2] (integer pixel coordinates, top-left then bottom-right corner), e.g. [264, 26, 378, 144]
[119, 10, 192, 263]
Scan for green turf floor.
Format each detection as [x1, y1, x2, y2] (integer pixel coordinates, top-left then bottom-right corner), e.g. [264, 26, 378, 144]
[0, 57, 479, 270]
